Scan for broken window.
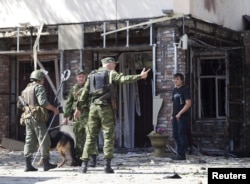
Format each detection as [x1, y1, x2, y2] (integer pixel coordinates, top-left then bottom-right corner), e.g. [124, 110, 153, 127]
[198, 58, 226, 119]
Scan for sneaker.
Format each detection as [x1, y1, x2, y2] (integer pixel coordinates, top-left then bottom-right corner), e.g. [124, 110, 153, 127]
[171, 155, 186, 160]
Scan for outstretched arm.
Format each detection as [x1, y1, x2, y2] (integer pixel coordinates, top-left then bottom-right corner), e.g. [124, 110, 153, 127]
[139, 68, 151, 79]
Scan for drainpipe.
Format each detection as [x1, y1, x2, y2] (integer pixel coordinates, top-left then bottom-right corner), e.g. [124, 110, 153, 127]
[150, 20, 153, 46]
[80, 49, 83, 69]
[17, 27, 20, 52]
[152, 44, 156, 96]
[103, 22, 106, 48]
[126, 21, 129, 47]
[60, 50, 64, 100]
[173, 42, 178, 74]
[80, 23, 84, 69]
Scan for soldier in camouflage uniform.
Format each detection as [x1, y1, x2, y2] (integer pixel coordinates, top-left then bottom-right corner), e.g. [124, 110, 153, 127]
[17, 70, 59, 172]
[62, 69, 98, 167]
[74, 57, 150, 173]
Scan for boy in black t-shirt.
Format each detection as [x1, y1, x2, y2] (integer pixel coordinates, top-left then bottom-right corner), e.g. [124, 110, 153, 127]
[170, 73, 192, 160]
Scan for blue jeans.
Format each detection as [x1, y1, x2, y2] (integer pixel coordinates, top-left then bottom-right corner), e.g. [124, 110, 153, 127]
[172, 116, 188, 158]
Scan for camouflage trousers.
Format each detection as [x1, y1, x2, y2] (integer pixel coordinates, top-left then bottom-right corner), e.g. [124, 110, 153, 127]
[74, 114, 98, 157]
[73, 121, 98, 156]
[24, 118, 51, 159]
[81, 103, 115, 160]
[73, 120, 87, 156]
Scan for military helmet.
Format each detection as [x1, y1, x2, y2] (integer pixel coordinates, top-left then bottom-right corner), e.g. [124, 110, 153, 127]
[30, 70, 45, 81]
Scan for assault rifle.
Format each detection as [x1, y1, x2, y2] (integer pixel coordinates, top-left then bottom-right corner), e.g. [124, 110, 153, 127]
[18, 96, 28, 108]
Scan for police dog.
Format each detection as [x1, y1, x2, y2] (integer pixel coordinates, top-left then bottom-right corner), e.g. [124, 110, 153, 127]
[38, 129, 82, 167]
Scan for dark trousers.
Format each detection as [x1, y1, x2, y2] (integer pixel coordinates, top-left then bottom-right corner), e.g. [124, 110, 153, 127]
[172, 116, 188, 158]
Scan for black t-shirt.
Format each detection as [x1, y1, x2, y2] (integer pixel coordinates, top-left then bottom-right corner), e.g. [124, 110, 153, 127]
[172, 85, 191, 117]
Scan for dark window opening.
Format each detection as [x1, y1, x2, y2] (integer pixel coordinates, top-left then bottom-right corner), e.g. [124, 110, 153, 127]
[199, 58, 226, 119]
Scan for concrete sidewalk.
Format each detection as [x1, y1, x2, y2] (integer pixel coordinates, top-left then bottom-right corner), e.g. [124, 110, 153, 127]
[0, 148, 249, 184]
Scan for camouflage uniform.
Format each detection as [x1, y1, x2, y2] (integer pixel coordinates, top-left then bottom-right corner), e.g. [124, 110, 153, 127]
[18, 69, 58, 172]
[77, 61, 142, 170]
[22, 82, 51, 158]
[63, 70, 98, 157]
[63, 84, 89, 155]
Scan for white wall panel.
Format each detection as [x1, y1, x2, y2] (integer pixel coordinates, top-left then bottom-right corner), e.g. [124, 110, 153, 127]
[58, 25, 83, 50]
[190, 0, 250, 31]
[0, 0, 174, 28]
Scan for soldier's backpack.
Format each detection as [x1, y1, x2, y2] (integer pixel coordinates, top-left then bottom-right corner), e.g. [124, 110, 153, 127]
[89, 69, 116, 109]
[89, 70, 110, 96]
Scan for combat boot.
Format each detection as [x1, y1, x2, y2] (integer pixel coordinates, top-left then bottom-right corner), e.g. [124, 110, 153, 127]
[80, 160, 88, 173]
[89, 155, 97, 167]
[24, 157, 38, 172]
[104, 159, 114, 173]
[43, 158, 57, 171]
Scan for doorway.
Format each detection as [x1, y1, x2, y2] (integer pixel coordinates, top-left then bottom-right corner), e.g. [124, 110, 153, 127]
[119, 52, 153, 148]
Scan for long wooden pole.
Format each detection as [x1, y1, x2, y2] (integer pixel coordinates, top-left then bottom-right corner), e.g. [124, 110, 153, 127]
[33, 23, 44, 70]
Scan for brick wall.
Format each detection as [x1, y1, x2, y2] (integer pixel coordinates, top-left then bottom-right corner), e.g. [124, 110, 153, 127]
[155, 27, 186, 143]
[243, 30, 250, 152]
[0, 56, 10, 143]
[63, 50, 93, 98]
[243, 31, 250, 124]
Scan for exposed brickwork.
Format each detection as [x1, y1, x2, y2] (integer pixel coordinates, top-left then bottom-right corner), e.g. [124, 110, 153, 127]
[192, 120, 227, 149]
[243, 30, 250, 151]
[243, 31, 250, 123]
[155, 27, 186, 143]
[63, 50, 93, 98]
[0, 56, 10, 143]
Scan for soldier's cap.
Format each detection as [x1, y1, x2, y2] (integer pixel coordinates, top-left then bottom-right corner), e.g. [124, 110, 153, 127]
[75, 69, 87, 75]
[101, 57, 118, 64]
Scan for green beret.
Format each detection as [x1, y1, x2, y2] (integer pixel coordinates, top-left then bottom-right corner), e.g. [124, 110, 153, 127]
[101, 57, 118, 64]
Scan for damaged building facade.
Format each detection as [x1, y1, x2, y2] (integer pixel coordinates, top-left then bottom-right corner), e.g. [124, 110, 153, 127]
[0, 0, 250, 155]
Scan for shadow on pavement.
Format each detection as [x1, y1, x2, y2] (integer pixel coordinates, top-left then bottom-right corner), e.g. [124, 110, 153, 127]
[0, 176, 59, 184]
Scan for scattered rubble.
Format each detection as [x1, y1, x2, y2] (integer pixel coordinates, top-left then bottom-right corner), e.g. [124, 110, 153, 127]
[0, 146, 250, 184]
